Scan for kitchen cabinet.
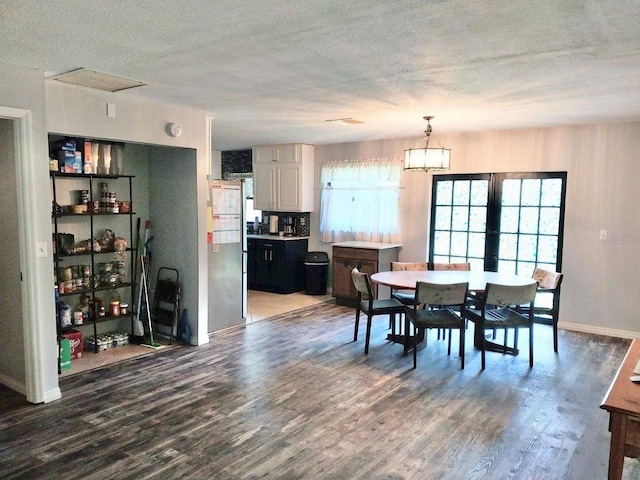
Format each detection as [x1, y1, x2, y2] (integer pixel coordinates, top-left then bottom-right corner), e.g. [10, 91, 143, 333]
[332, 242, 402, 307]
[252, 143, 314, 212]
[249, 236, 308, 293]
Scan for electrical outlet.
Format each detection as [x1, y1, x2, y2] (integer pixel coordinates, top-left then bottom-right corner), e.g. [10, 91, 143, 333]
[36, 242, 47, 258]
[300, 218, 306, 225]
[213, 244, 220, 252]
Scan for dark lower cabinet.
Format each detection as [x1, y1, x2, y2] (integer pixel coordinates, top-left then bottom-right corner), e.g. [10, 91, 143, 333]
[247, 238, 257, 289]
[250, 238, 308, 293]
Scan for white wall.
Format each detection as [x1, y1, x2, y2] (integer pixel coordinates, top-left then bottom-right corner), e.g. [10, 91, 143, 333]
[313, 122, 640, 337]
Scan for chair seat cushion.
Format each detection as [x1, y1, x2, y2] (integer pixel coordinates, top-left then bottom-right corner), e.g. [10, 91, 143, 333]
[466, 307, 530, 328]
[392, 291, 419, 305]
[407, 308, 463, 329]
[360, 298, 405, 315]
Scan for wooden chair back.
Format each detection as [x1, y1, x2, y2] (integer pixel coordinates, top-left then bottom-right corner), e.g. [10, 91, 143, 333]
[391, 261, 428, 272]
[532, 268, 563, 290]
[484, 282, 538, 308]
[415, 282, 469, 309]
[432, 262, 471, 271]
[351, 268, 372, 301]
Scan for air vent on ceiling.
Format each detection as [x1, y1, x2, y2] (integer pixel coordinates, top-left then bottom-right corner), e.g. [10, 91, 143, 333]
[325, 118, 364, 125]
[48, 68, 146, 92]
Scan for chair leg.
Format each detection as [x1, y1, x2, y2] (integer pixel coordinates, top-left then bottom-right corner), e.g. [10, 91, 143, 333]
[447, 329, 452, 355]
[391, 313, 396, 337]
[481, 336, 486, 370]
[364, 315, 372, 355]
[354, 307, 361, 342]
[404, 314, 411, 355]
[553, 316, 559, 353]
[503, 329, 508, 348]
[514, 328, 519, 350]
[529, 325, 534, 368]
[460, 326, 465, 369]
[413, 325, 418, 369]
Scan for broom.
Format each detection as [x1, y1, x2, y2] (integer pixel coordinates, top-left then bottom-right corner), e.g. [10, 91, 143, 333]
[138, 221, 163, 350]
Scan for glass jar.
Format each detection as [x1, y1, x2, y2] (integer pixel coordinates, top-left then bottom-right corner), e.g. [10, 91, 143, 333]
[109, 289, 121, 317]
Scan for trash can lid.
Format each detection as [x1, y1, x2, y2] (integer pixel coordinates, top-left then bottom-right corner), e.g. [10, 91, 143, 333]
[304, 251, 329, 264]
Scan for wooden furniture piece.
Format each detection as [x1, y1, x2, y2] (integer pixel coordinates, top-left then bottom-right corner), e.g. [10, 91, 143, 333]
[532, 267, 564, 352]
[405, 281, 469, 369]
[370, 270, 534, 354]
[332, 241, 401, 307]
[351, 268, 405, 355]
[464, 282, 538, 370]
[248, 236, 308, 293]
[252, 143, 314, 212]
[601, 339, 640, 480]
[390, 261, 429, 305]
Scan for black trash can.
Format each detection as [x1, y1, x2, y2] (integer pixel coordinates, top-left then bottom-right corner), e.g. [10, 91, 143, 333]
[304, 251, 329, 295]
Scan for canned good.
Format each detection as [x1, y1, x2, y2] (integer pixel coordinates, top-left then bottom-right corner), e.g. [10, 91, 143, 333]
[120, 303, 129, 315]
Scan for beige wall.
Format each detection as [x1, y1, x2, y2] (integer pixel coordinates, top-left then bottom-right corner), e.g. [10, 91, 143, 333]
[313, 122, 640, 337]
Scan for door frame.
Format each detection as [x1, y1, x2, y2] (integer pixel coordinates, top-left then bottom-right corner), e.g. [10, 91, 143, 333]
[0, 106, 56, 403]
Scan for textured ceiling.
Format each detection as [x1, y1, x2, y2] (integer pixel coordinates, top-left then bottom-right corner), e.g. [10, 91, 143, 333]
[1, 0, 639, 150]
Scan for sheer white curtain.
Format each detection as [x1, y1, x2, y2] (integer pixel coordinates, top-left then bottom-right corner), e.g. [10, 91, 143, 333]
[319, 158, 403, 243]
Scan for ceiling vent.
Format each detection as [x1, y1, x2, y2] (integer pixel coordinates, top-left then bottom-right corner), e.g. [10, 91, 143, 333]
[48, 68, 146, 92]
[325, 118, 364, 125]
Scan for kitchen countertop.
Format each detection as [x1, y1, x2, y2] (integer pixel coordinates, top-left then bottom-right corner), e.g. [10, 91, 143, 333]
[247, 234, 310, 241]
[332, 241, 403, 250]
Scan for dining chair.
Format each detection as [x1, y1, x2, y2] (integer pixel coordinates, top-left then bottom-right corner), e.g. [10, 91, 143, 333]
[532, 268, 564, 352]
[464, 281, 538, 370]
[351, 268, 405, 354]
[431, 262, 472, 339]
[390, 261, 429, 305]
[405, 281, 469, 369]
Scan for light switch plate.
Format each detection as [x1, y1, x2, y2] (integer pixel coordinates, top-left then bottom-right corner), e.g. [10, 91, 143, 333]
[600, 229, 608, 240]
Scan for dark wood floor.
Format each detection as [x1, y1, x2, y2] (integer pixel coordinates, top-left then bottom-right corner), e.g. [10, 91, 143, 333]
[1, 302, 639, 479]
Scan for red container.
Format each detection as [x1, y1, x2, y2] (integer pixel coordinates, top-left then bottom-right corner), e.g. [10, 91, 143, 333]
[61, 330, 83, 359]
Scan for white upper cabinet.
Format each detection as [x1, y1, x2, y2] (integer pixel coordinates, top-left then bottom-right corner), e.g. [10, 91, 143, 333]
[252, 143, 314, 212]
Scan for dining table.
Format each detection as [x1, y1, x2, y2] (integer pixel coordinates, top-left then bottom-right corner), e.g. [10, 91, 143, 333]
[370, 269, 535, 355]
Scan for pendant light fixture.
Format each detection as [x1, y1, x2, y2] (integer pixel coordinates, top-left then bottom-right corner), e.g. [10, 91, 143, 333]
[404, 116, 451, 172]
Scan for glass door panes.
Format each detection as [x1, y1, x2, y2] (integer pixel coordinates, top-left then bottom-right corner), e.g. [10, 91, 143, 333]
[430, 172, 566, 274]
[432, 175, 490, 271]
[497, 177, 563, 276]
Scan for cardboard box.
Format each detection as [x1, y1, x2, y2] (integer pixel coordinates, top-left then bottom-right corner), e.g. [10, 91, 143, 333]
[61, 330, 83, 359]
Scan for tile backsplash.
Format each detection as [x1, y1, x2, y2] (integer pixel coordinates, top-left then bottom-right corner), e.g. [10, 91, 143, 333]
[261, 211, 311, 237]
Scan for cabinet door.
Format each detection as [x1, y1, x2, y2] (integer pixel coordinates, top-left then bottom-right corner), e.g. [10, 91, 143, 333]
[275, 144, 299, 164]
[333, 257, 377, 299]
[253, 164, 275, 210]
[255, 243, 272, 288]
[276, 164, 302, 211]
[253, 146, 276, 164]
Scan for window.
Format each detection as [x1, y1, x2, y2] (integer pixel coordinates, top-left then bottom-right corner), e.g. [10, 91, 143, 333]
[430, 172, 567, 276]
[319, 158, 403, 243]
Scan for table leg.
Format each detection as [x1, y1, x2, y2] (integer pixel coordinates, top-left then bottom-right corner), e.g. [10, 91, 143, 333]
[608, 412, 627, 480]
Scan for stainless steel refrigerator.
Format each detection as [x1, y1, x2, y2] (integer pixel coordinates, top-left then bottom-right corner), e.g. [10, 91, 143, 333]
[207, 179, 247, 332]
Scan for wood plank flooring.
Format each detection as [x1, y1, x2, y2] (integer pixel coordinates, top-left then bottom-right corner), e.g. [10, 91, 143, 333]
[1, 301, 639, 479]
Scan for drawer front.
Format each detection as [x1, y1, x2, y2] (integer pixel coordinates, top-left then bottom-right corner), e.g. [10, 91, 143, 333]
[333, 247, 378, 262]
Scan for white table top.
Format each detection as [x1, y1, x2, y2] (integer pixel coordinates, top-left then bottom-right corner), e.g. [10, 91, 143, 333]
[370, 270, 534, 292]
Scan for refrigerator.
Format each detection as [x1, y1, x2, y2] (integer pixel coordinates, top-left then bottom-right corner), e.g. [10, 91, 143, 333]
[207, 179, 247, 332]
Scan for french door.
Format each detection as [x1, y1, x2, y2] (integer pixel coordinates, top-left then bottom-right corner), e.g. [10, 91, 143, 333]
[429, 172, 567, 276]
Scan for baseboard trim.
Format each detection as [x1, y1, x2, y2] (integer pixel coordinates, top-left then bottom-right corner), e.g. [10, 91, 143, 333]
[43, 387, 62, 404]
[559, 321, 640, 340]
